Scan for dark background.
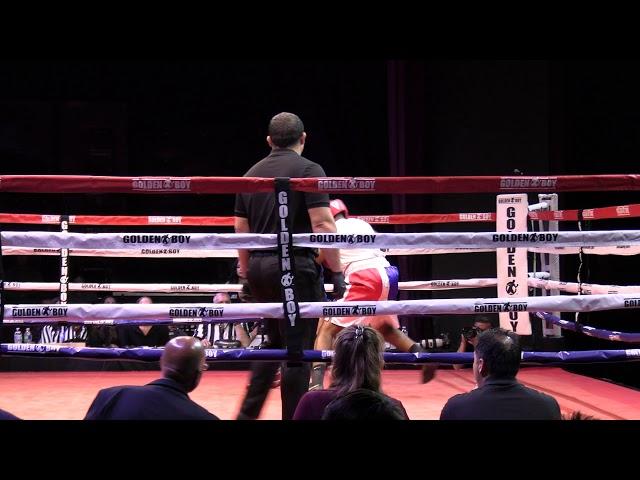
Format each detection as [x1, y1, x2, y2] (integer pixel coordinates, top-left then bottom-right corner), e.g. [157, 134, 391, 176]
[1, 60, 639, 385]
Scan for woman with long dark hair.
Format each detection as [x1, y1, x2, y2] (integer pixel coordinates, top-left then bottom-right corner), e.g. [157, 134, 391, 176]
[293, 325, 408, 420]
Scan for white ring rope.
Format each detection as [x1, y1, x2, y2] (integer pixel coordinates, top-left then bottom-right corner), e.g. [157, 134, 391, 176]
[528, 278, 640, 295]
[4, 230, 640, 251]
[5, 246, 640, 257]
[5, 277, 638, 295]
[4, 245, 640, 258]
[1, 272, 547, 294]
[394, 246, 640, 256]
[2, 282, 244, 293]
[4, 293, 640, 323]
[527, 246, 640, 256]
[0, 247, 238, 258]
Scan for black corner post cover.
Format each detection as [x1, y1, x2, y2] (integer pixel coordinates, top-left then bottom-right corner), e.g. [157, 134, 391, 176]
[274, 178, 304, 363]
[59, 215, 70, 305]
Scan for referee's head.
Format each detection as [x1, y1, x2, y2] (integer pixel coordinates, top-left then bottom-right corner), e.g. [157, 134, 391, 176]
[267, 112, 305, 149]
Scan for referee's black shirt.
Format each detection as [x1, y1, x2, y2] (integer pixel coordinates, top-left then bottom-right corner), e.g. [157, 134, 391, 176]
[234, 148, 330, 234]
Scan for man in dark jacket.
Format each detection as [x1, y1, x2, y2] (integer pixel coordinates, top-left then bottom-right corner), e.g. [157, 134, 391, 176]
[440, 328, 561, 420]
[84, 336, 218, 420]
[0, 408, 20, 420]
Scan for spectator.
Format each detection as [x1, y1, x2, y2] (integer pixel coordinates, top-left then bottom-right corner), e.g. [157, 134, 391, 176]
[38, 296, 87, 344]
[86, 295, 119, 347]
[293, 325, 408, 420]
[322, 388, 407, 420]
[452, 315, 493, 370]
[440, 328, 561, 420]
[117, 296, 170, 348]
[84, 336, 218, 420]
[193, 292, 258, 348]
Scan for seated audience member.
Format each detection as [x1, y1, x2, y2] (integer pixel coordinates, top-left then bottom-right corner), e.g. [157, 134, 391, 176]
[84, 336, 218, 420]
[293, 325, 409, 420]
[230, 258, 254, 303]
[0, 408, 21, 420]
[116, 296, 170, 348]
[192, 292, 258, 347]
[86, 295, 119, 347]
[38, 296, 87, 344]
[184, 261, 257, 347]
[322, 388, 407, 420]
[453, 315, 493, 370]
[440, 328, 561, 420]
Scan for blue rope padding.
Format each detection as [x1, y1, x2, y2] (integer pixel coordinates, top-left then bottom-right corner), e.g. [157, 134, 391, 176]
[2, 345, 639, 365]
[536, 311, 640, 343]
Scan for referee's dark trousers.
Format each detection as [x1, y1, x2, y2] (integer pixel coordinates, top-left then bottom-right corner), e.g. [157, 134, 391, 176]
[237, 250, 323, 420]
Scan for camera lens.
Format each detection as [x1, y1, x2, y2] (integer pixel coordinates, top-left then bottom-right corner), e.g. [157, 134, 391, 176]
[462, 327, 478, 340]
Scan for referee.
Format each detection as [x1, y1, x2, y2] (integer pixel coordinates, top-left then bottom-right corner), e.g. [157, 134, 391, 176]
[234, 112, 346, 420]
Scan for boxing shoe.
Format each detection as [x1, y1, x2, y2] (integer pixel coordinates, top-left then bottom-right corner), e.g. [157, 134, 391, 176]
[421, 363, 438, 383]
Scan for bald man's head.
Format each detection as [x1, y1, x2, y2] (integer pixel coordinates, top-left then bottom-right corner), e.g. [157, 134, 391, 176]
[161, 336, 208, 392]
[213, 292, 231, 304]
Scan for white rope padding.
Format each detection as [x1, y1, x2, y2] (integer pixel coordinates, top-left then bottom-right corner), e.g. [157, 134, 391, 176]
[4, 230, 640, 251]
[8, 279, 633, 295]
[5, 245, 640, 258]
[7, 276, 637, 297]
[4, 294, 640, 323]
[0, 232, 274, 250]
[0, 247, 238, 258]
[295, 231, 640, 249]
[0, 246, 494, 258]
[0, 273, 547, 294]
[1, 282, 244, 293]
[528, 246, 640, 256]
[10, 274, 638, 297]
[398, 276, 640, 294]
[0, 279, 503, 293]
[385, 248, 495, 256]
[528, 278, 640, 295]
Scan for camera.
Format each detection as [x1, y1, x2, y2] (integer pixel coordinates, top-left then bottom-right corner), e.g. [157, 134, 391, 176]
[420, 333, 450, 350]
[462, 326, 480, 340]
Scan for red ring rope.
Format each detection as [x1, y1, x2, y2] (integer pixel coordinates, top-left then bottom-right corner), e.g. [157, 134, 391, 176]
[2, 174, 640, 194]
[2, 204, 639, 226]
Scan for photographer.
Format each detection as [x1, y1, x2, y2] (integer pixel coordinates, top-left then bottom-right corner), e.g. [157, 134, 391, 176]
[453, 316, 493, 370]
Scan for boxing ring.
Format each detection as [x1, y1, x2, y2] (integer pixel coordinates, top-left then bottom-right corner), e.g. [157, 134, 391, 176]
[2, 174, 640, 419]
